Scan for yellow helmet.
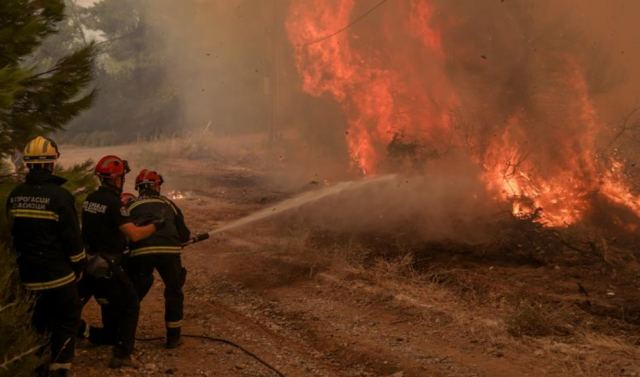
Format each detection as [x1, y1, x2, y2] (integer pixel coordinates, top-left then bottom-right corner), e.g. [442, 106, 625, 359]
[23, 136, 60, 165]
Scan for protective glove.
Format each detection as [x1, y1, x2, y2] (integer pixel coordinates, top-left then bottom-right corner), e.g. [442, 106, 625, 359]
[151, 217, 165, 231]
[86, 254, 111, 279]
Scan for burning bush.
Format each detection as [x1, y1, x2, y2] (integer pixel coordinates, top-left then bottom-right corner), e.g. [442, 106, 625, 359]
[285, 0, 640, 231]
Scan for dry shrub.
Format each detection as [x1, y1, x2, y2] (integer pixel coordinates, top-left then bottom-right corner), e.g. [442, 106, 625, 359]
[507, 301, 573, 337]
[133, 130, 267, 167]
[334, 240, 372, 268]
[371, 253, 417, 279]
[305, 231, 372, 268]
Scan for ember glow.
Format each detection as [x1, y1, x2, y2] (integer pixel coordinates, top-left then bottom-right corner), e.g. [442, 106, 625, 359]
[168, 190, 186, 200]
[286, 0, 640, 227]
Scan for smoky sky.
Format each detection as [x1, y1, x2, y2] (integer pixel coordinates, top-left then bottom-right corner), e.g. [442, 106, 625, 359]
[114, 0, 640, 174]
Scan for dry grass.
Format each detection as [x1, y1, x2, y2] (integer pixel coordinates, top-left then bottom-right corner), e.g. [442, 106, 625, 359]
[371, 253, 418, 279]
[527, 333, 640, 377]
[507, 302, 555, 337]
[249, 225, 640, 377]
[506, 301, 574, 337]
[133, 130, 269, 167]
[60, 131, 270, 171]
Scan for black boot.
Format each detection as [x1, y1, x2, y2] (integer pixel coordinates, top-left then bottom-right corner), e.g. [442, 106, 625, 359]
[166, 327, 181, 349]
[77, 319, 90, 339]
[108, 354, 139, 369]
[48, 369, 69, 377]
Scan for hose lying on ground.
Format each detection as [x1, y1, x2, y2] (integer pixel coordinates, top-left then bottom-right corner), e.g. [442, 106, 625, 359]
[136, 333, 286, 377]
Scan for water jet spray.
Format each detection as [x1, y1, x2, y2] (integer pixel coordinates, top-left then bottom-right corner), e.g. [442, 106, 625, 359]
[182, 174, 397, 246]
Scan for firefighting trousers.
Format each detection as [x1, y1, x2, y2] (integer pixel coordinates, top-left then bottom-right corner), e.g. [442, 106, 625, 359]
[127, 254, 186, 331]
[32, 282, 81, 370]
[78, 265, 139, 357]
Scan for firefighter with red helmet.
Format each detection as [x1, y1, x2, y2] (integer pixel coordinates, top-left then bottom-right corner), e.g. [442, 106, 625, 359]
[76, 193, 137, 345]
[6, 136, 85, 377]
[80, 155, 159, 368]
[126, 169, 191, 348]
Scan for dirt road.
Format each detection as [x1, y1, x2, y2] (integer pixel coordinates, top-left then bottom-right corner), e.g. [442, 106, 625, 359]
[67, 147, 640, 377]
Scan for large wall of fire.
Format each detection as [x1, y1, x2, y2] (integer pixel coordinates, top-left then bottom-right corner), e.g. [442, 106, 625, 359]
[285, 0, 640, 227]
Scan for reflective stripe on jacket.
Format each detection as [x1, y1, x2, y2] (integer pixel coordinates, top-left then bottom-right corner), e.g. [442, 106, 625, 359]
[6, 170, 85, 290]
[128, 196, 190, 257]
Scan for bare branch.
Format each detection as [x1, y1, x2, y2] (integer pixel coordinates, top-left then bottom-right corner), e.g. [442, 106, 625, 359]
[0, 302, 16, 313]
[0, 345, 43, 370]
[608, 107, 640, 147]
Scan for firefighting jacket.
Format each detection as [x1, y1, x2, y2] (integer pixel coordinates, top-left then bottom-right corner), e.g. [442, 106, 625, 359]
[128, 195, 190, 257]
[6, 169, 86, 290]
[82, 185, 132, 259]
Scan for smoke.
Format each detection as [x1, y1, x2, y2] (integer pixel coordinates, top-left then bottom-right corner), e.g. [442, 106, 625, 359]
[284, 157, 502, 243]
[103, 0, 640, 232]
[135, 1, 640, 157]
[115, 0, 640, 154]
[141, 1, 290, 131]
[279, 0, 640, 227]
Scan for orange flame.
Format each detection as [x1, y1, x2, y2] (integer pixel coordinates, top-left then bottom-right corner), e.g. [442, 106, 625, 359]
[480, 60, 604, 226]
[601, 160, 640, 218]
[286, 0, 640, 227]
[286, 0, 457, 174]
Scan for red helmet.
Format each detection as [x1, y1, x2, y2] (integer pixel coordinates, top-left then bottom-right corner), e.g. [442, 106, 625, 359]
[95, 155, 130, 179]
[120, 192, 136, 207]
[135, 169, 164, 191]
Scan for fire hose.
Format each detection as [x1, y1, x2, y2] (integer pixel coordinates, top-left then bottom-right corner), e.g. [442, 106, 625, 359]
[179, 175, 398, 249]
[181, 232, 210, 247]
[167, 177, 399, 375]
[175, 237, 289, 375]
[136, 333, 286, 377]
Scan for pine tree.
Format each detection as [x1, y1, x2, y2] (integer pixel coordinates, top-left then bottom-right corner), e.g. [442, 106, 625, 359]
[60, 0, 184, 145]
[0, 0, 96, 156]
[0, 1, 96, 376]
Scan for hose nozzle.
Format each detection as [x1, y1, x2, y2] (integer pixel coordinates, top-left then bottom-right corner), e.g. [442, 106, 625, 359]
[182, 232, 210, 247]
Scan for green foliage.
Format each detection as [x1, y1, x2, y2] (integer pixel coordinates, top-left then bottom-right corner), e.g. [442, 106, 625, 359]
[0, 0, 96, 156]
[0, 162, 41, 377]
[0, 161, 95, 377]
[57, 160, 98, 212]
[82, 0, 141, 41]
[0, 182, 12, 243]
[0, 2, 97, 375]
[60, 0, 183, 144]
[0, 0, 64, 67]
[0, 246, 43, 377]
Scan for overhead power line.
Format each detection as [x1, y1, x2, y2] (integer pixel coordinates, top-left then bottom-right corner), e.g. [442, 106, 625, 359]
[303, 0, 390, 46]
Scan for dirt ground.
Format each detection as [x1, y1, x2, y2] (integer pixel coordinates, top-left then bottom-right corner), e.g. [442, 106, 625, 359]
[61, 144, 640, 377]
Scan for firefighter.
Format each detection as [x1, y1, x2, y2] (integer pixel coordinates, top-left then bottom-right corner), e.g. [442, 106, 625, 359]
[80, 155, 160, 368]
[5, 136, 85, 377]
[76, 194, 137, 343]
[127, 169, 190, 348]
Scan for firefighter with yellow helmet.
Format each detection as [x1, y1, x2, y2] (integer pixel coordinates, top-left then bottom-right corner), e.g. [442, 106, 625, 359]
[5, 136, 86, 377]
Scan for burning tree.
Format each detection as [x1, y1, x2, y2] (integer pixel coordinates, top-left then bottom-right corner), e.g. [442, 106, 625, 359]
[285, 0, 640, 230]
